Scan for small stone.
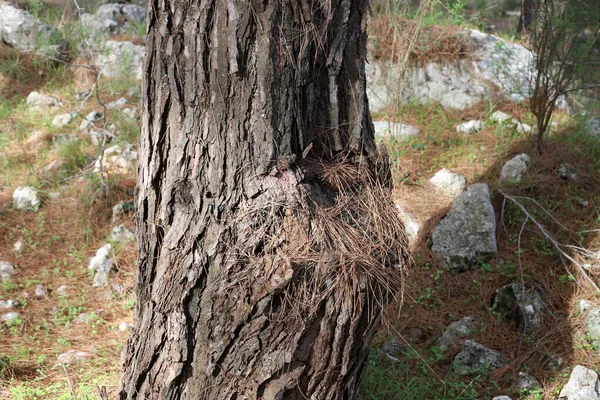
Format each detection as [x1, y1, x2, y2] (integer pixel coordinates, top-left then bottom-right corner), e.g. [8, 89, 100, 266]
[452, 340, 508, 375]
[56, 285, 68, 296]
[500, 153, 530, 183]
[42, 160, 64, 174]
[26, 91, 62, 108]
[429, 168, 467, 196]
[518, 371, 541, 393]
[110, 225, 135, 244]
[0, 261, 16, 282]
[490, 111, 513, 124]
[492, 397, 512, 400]
[94, 144, 138, 174]
[34, 285, 48, 300]
[13, 186, 41, 211]
[13, 240, 23, 252]
[47, 191, 61, 199]
[493, 282, 545, 332]
[0, 300, 19, 309]
[51, 112, 77, 128]
[1, 312, 21, 323]
[380, 339, 404, 362]
[122, 107, 137, 119]
[107, 97, 129, 110]
[456, 120, 484, 134]
[395, 204, 422, 247]
[112, 200, 133, 223]
[559, 163, 578, 181]
[58, 350, 92, 365]
[558, 365, 600, 400]
[87, 130, 110, 146]
[111, 283, 126, 295]
[52, 134, 79, 147]
[437, 316, 479, 353]
[79, 111, 103, 131]
[88, 244, 114, 288]
[373, 121, 420, 141]
[118, 321, 130, 332]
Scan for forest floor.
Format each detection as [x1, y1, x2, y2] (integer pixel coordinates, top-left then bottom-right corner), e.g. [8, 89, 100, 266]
[1, 9, 600, 400]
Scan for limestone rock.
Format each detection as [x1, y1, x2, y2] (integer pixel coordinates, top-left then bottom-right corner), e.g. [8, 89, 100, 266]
[500, 153, 530, 183]
[0, 4, 66, 58]
[79, 111, 103, 131]
[13, 240, 23, 252]
[490, 111, 513, 124]
[452, 340, 508, 375]
[1, 312, 21, 323]
[431, 184, 497, 272]
[518, 371, 542, 393]
[558, 365, 600, 400]
[492, 397, 512, 400]
[80, 4, 146, 39]
[94, 144, 138, 174]
[58, 350, 92, 365]
[578, 300, 600, 353]
[493, 282, 545, 332]
[88, 244, 114, 288]
[26, 91, 62, 108]
[429, 168, 467, 196]
[373, 121, 420, 141]
[437, 316, 479, 353]
[107, 97, 130, 110]
[0, 300, 19, 309]
[52, 112, 77, 128]
[13, 186, 41, 211]
[456, 120, 484, 134]
[110, 224, 135, 244]
[559, 163, 578, 181]
[97, 40, 145, 80]
[395, 204, 422, 247]
[56, 285, 68, 296]
[34, 285, 48, 300]
[112, 200, 134, 223]
[0, 261, 16, 282]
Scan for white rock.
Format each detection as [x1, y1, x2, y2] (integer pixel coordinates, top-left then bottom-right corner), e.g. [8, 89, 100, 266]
[79, 111, 103, 131]
[395, 204, 422, 247]
[518, 371, 541, 392]
[437, 316, 479, 352]
[490, 111, 513, 124]
[456, 120, 484, 134]
[0, 261, 16, 282]
[107, 97, 129, 110]
[26, 91, 62, 108]
[13, 240, 23, 252]
[559, 365, 600, 400]
[430, 169, 467, 196]
[122, 107, 138, 119]
[56, 285, 68, 296]
[492, 397, 512, 400]
[2, 312, 21, 323]
[500, 153, 530, 183]
[80, 4, 146, 39]
[97, 40, 145, 80]
[118, 321, 131, 331]
[88, 244, 114, 288]
[0, 300, 19, 309]
[373, 121, 420, 141]
[58, 350, 92, 365]
[34, 285, 48, 300]
[52, 112, 77, 128]
[13, 186, 41, 211]
[94, 144, 138, 174]
[110, 225, 135, 244]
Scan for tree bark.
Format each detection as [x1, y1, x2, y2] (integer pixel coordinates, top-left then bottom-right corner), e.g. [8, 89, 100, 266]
[518, 0, 535, 35]
[120, 1, 407, 399]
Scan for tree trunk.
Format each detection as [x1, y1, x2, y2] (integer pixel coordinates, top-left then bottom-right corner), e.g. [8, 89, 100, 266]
[518, 0, 534, 35]
[120, 1, 407, 399]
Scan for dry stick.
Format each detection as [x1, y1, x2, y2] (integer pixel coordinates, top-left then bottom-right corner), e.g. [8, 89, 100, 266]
[498, 189, 600, 293]
[60, 364, 77, 400]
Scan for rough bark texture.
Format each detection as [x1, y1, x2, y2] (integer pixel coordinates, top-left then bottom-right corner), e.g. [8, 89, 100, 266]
[120, 1, 406, 399]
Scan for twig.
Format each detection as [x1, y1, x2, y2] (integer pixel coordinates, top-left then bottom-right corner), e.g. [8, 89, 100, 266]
[61, 364, 77, 400]
[498, 189, 600, 293]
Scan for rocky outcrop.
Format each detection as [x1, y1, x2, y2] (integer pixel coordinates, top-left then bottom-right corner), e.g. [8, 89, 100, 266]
[559, 365, 600, 400]
[97, 40, 145, 80]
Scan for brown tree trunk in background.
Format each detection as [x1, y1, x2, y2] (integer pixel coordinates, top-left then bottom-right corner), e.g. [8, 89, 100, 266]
[518, 0, 535, 35]
[119, 1, 407, 399]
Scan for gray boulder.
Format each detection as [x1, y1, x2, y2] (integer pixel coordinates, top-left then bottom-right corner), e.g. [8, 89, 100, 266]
[500, 153, 530, 183]
[437, 316, 479, 353]
[80, 4, 146, 39]
[0, 261, 16, 282]
[97, 40, 145, 80]
[88, 244, 114, 287]
[452, 340, 508, 375]
[0, 4, 66, 58]
[493, 282, 545, 332]
[431, 183, 497, 272]
[429, 168, 467, 196]
[13, 186, 41, 211]
[26, 91, 62, 108]
[559, 365, 600, 400]
[373, 121, 420, 141]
